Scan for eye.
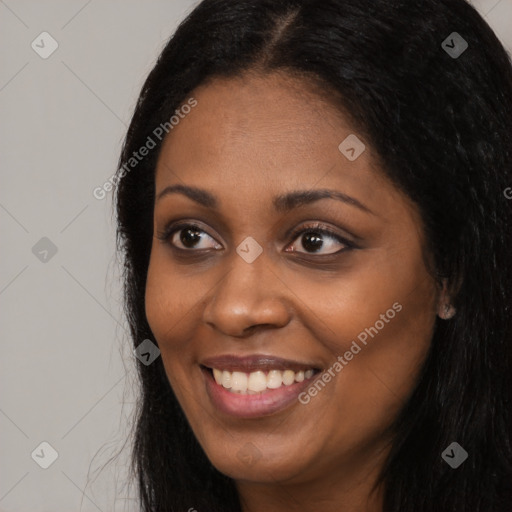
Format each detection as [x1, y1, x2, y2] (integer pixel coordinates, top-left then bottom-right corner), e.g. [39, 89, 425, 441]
[285, 222, 353, 255]
[156, 221, 355, 255]
[157, 222, 222, 251]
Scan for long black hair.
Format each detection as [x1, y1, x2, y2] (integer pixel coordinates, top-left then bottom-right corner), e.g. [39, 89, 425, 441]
[113, 0, 512, 510]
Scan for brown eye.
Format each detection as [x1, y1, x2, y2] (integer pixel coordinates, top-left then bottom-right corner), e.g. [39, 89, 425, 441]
[157, 223, 222, 251]
[157, 221, 354, 256]
[286, 223, 353, 255]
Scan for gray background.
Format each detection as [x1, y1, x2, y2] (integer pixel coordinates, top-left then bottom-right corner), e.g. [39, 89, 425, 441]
[0, 1, 511, 510]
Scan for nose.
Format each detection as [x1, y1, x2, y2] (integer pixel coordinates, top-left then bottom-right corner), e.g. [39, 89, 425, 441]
[202, 248, 292, 337]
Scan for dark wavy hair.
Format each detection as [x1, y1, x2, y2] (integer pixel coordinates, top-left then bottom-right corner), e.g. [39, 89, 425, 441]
[113, 0, 512, 510]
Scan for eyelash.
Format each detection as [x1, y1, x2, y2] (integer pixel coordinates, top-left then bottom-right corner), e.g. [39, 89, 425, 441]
[156, 221, 356, 257]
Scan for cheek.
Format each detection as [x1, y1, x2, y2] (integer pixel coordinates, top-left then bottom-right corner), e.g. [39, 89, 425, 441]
[144, 266, 170, 345]
[144, 253, 203, 407]
[278, 244, 436, 357]
[145, 248, 199, 349]
[280, 243, 436, 424]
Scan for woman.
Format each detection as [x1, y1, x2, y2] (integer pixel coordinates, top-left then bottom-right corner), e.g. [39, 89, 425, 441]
[113, 0, 512, 510]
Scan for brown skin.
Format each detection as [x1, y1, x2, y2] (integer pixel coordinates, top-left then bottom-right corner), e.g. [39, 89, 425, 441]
[145, 71, 447, 512]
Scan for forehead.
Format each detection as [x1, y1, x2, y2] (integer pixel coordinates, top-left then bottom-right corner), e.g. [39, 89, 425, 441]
[155, 72, 390, 214]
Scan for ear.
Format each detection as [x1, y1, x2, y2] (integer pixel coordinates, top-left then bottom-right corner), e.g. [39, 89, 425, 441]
[437, 279, 456, 320]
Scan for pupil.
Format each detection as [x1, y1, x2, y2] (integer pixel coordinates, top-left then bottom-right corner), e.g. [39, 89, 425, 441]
[181, 228, 201, 248]
[303, 232, 323, 252]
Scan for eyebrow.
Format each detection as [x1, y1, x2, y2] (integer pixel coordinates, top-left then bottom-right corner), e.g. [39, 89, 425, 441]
[156, 184, 374, 215]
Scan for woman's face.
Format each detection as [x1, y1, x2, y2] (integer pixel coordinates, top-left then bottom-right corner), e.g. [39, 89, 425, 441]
[145, 72, 439, 491]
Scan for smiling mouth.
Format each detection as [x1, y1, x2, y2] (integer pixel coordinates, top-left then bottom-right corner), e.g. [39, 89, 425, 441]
[202, 366, 321, 395]
[201, 364, 323, 418]
[199, 354, 323, 417]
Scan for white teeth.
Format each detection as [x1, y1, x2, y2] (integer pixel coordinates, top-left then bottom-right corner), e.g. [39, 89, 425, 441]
[213, 368, 223, 385]
[267, 369, 283, 389]
[248, 370, 267, 392]
[212, 367, 316, 393]
[282, 370, 295, 386]
[222, 370, 232, 389]
[231, 371, 248, 392]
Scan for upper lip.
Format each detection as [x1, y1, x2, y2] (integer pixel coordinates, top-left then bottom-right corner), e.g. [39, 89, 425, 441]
[200, 354, 321, 373]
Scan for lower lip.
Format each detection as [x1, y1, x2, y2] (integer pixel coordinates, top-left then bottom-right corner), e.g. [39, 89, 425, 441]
[202, 367, 317, 419]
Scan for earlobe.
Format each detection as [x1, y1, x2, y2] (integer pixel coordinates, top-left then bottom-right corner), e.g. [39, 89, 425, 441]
[438, 303, 456, 320]
[437, 279, 456, 320]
